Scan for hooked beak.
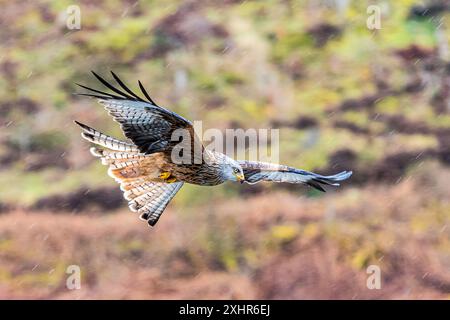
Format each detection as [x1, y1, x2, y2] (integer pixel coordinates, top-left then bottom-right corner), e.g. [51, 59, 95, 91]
[236, 174, 245, 184]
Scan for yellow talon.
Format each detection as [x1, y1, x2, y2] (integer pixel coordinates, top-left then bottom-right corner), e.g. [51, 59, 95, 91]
[159, 171, 171, 179]
[166, 177, 177, 183]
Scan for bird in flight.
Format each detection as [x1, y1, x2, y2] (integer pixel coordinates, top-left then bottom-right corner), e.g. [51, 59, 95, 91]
[75, 72, 352, 227]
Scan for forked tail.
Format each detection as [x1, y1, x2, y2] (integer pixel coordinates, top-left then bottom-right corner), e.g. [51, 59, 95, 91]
[74, 121, 183, 226]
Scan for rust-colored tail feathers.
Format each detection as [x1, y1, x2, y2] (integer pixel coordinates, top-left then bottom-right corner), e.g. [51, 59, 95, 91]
[74, 121, 182, 226]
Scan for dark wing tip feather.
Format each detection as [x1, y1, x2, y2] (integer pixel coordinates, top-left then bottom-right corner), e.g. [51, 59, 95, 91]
[90, 71, 136, 101]
[110, 71, 146, 102]
[308, 170, 353, 192]
[307, 180, 326, 192]
[75, 71, 159, 106]
[73, 120, 89, 130]
[75, 82, 125, 100]
[74, 121, 96, 141]
[81, 132, 94, 141]
[138, 80, 158, 106]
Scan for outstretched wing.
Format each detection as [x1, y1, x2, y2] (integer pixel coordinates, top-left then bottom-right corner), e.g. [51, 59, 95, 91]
[238, 160, 352, 192]
[123, 181, 184, 226]
[76, 71, 202, 156]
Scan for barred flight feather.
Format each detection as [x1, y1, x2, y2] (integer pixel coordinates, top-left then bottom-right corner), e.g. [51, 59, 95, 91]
[76, 121, 138, 152]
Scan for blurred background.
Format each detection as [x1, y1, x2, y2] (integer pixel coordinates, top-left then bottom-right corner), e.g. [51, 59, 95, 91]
[0, 0, 449, 299]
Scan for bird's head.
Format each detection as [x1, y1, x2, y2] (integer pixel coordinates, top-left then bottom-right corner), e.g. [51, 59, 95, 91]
[222, 157, 245, 184]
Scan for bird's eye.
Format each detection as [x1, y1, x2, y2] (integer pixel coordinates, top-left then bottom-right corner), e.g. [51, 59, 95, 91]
[233, 168, 239, 173]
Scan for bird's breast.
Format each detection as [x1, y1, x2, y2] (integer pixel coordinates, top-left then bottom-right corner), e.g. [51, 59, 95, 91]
[170, 163, 225, 186]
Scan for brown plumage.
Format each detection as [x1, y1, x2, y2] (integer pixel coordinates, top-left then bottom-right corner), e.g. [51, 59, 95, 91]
[75, 72, 352, 227]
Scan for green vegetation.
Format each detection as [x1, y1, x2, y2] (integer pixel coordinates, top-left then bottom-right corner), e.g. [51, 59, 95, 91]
[0, 0, 449, 299]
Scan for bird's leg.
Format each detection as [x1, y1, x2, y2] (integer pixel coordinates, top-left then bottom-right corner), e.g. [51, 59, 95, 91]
[166, 177, 177, 183]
